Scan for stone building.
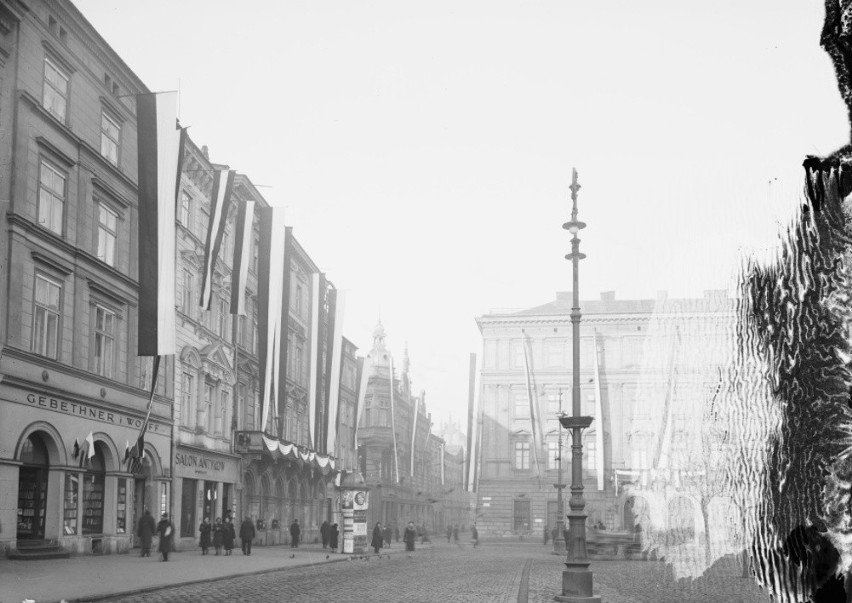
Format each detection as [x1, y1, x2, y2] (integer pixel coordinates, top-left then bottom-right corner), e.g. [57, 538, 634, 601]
[0, 0, 171, 556]
[473, 290, 734, 542]
[356, 323, 471, 534]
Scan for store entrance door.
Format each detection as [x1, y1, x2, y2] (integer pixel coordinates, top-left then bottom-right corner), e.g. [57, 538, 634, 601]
[132, 478, 146, 547]
[17, 466, 47, 540]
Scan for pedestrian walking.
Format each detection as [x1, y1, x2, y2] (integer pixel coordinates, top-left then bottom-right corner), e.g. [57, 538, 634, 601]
[453, 524, 459, 543]
[320, 520, 330, 549]
[371, 522, 384, 554]
[199, 517, 212, 555]
[240, 516, 256, 556]
[213, 517, 224, 555]
[156, 513, 174, 562]
[224, 517, 236, 556]
[472, 524, 480, 548]
[404, 521, 417, 557]
[330, 523, 339, 551]
[136, 508, 155, 557]
[290, 519, 301, 548]
[383, 524, 392, 548]
[446, 525, 452, 543]
[543, 525, 549, 545]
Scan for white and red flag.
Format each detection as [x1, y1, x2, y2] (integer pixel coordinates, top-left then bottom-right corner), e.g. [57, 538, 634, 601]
[136, 91, 185, 356]
[230, 200, 255, 316]
[200, 168, 235, 309]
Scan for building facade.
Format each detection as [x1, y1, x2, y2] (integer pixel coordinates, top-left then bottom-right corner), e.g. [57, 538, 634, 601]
[357, 323, 471, 535]
[473, 290, 734, 544]
[0, 0, 171, 556]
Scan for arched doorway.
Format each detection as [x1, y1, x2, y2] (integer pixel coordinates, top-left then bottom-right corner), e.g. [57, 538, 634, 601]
[17, 433, 50, 540]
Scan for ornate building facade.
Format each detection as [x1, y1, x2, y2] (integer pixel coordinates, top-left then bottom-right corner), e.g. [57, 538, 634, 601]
[473, 290, 735, 545]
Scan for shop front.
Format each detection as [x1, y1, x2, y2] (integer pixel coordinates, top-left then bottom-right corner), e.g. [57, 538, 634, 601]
[172, 445, 241, 551]
[0, 384, 171, 556]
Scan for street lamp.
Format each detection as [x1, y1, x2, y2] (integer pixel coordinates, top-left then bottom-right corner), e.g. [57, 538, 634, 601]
[552, 390, 566, 554]
[555, 168, 601, 603]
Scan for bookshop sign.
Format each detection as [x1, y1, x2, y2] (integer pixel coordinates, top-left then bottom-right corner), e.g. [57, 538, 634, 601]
[22, 392, 166, 432]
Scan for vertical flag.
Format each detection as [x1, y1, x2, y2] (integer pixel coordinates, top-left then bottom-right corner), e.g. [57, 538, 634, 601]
[522, 339, 542, 478]
[137, 91, 184, 356]
[592, 331, 605, 491]
[255, 207, 287, 433]
[410, 396, 420, 476]
[326, 289, 345, 457]
[354, 354, 372, 448]
[308, 273, 321, 447]
[465, 353, 479, 492]
[389, 358, 400, 483]
[230, 200, 255, 315]
[126, 355, 161, 472]
[200, 168, 236, 309]
[276, 227, 293, 439]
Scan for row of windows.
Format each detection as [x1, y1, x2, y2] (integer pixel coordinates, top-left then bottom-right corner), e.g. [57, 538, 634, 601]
[43, 57, 123, 169]
[512, 439, 597, 471]
[33, 272, 118, 378]
[484, 337, 645, 370]
[37, 158, 120, 268]
[180, 373, 231, 436]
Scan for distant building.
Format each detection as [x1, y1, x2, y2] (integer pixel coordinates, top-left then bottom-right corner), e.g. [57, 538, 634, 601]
[473, 290, 734, 542]
[356, 323, 470, 533]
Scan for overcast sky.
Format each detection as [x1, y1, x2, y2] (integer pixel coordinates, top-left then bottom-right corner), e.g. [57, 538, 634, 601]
[74, 0, 847, 428]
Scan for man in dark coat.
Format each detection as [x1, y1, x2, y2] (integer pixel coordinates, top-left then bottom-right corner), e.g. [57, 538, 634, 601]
[371, 522, 384, 554]
[383, 524, 392, 548]
[290, 519, 301, 548]
[137, 508, 156, 557]
[240, 516, 256, 556]
[213, 517, 225, 555]
[320, 520, 330, 549]
[403, 521, 417, 556]
[156, 513, 174, 562]
[330, 523, 339, 551]
[223, 517, 236, 555]
[199, 517, 212, 555]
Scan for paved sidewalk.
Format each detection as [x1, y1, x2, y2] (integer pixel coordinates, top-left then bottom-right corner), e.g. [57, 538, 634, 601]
[0, 541, 430, 603]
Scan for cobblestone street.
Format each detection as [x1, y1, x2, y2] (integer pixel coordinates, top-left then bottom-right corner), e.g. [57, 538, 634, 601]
[65, 542, 775, 603]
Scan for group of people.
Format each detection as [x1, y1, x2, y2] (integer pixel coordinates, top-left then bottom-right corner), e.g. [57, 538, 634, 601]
[371, 521, 419, 557]
[135, 509, 175, 562]
[198, 517, 236, 555]
[319, 519, 341, 550]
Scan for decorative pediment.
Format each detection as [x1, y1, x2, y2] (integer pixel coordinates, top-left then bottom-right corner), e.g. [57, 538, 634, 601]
[200, 342, 235, 385]
[180, 249, 203, 270]
[180, 345, 202, 370]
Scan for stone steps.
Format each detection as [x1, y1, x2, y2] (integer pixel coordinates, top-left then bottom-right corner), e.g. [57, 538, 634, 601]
[8, 539, 70, 560]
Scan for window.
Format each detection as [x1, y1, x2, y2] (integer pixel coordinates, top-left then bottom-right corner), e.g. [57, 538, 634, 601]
[116, 478, 127, 534]
[63, 473, 78, 535]
[513, 392, 529, 419]
[38, 160, 65, 234]
[182, 269, 194, 317]
[218, 298, 229, 338]
[217, 390, 228, 435]
[514, 441, 530, 470]
[93, 305, 116, 378]
[33, 274, 61, 359]
[100, 111, 120, 166]
[182, 372, 194, 427]
[547, 440, 561, 470]
[43, 57, 69, 122]
[97, 204, 118, 266]
[585, 433, 597, 476]
[203, 383, 213, 432]
[179, 191, 192, 229]
[295, 284, 303, 315]
[295, 344, 304, 385]
[547, 393, 562, 415]
[546, 340, 565, 367]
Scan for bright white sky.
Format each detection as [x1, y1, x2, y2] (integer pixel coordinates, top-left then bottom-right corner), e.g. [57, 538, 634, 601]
[74, 0, 847, 428]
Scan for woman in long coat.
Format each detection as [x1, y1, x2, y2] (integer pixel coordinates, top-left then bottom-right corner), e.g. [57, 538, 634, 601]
[157, 513, 174, 561]
[403, 521, 417, 556]
[199, 517, 212, 555]
[330, 523, 339, 551]
[213, 517, 224, 555]
[223, 517, 236, 556]
[371, 522, 384, 554]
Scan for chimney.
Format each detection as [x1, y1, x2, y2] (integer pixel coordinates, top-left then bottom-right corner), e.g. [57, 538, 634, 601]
[201, 145, 209, 159]
[600, 291, 615, 302]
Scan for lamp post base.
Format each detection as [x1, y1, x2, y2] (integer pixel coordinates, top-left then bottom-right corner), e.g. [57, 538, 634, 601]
[554, 569, 601, 603]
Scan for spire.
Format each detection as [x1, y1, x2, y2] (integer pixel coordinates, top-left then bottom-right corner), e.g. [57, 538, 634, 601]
[372, 321, 387, 352]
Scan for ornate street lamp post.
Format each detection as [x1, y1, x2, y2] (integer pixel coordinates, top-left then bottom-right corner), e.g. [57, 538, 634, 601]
[555, 168, 601, 603]
[552, 390, 566, 554]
